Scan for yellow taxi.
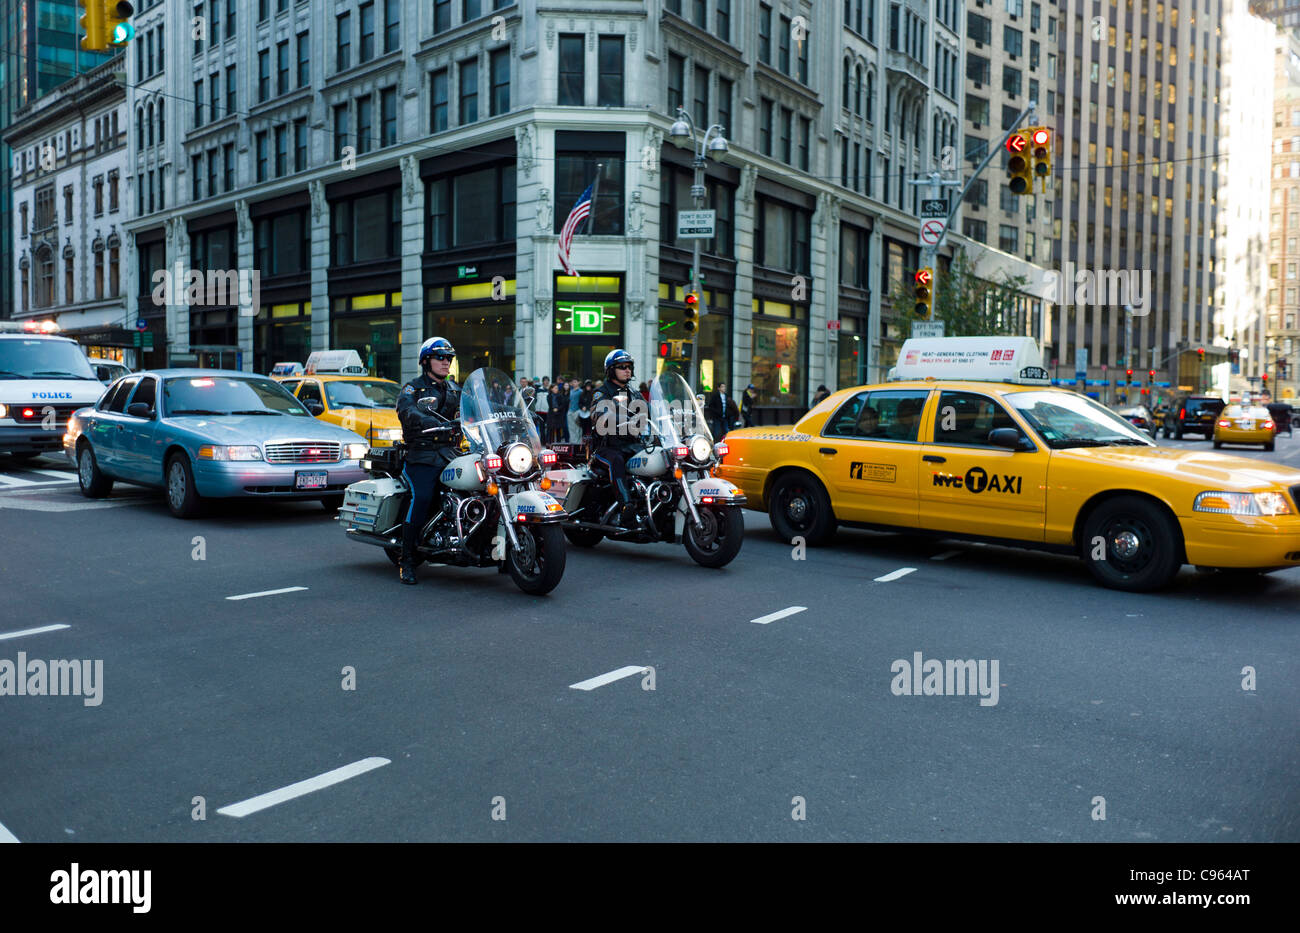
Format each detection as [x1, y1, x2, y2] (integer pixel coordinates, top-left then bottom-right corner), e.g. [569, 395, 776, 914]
[718, 338, 1300, 592]
[278, 351, 404, 447]
[1213, 405, 1276, 452]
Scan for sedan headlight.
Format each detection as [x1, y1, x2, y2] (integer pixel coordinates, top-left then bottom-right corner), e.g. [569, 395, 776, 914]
[1193, 491, 1294, 516]
[343, 443, 368, 460]
[198, 445, 263, 461]
[369, 427, 402, 441]
[504, 442, 535, 475]
[688, 434, 713, 463]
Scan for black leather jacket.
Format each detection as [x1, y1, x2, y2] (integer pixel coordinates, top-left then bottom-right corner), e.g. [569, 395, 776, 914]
[396, 373, 461, 466]
[589, 378, 642, 453]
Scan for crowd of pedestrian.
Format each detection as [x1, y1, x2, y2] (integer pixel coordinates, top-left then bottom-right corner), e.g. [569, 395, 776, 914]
[518, 375, 599, 444]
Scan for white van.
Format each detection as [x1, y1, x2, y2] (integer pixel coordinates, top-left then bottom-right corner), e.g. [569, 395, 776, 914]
[0, 323, 107, 460]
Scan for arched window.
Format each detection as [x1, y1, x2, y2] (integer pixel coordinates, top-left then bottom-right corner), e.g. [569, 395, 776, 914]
[855, 63, 864, 115]
[159, 102, 165, 143]
[35, 245, 54, 308]
[843, 59, 852, 112]
[107, 235, 121, 297]
[147, 102, 154, 147]
[137, 107, 144, 147]
[865, 70, 874, 122]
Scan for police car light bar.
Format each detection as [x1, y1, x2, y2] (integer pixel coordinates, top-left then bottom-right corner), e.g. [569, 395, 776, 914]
[0, 320, 60, 334]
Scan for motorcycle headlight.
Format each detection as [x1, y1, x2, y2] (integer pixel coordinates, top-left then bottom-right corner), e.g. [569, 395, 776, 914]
[343, 443, 368, 460]
[688, 434, 712, 463]
[1193, 490, 1294, 516]
[504, 442, 535, 475]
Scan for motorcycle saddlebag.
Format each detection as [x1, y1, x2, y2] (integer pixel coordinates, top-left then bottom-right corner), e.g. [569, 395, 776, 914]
[339, 477, 408, 533]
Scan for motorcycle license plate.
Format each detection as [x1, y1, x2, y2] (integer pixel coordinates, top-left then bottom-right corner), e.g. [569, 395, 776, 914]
[295, 471, 329, 490]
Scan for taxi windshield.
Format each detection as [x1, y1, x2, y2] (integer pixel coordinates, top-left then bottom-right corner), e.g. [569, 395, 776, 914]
[1008, 391, 1155, 449]
[324, 380, 398, 409]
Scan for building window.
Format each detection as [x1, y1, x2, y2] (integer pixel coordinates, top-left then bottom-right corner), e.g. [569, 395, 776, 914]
[998, 224, 1019, 253]
[459, 58, 479, 124]
[258, 50, 270, 102]
[554, 136, 624, 235]
[779, 106, 792, 164]
[693, 66, 710, 126]
[94, 177, 104, 215]
[277, 40, 289, 96]
[65, 254, 74, 304]
[1005, 25, 1023, 56]
[274, 125, 287, 176]
[798, 117, 811, 172]
[490, 49, 511, 115]
[254, 209, 311, 276]
[195, 79, 204, 125]
[331, 188, 402, 264]
[426, 163, 517, 251]
[559, 34, 584, 106]
[434, 0, 451, 33]
[227, 65, 237, 115]
[760, 99, 773, 156]
[381, 88, 397, 146]
[256, 131, 268, 181]
[1003, 65, 1021, 97]
[968, 11, 992, 44]
[718, 77, 732, 135]
[778, 15, 791, 73]
[334, 104, 350, 159]
[359, 2, 375, 62]
[294, 120, 308, 172]
[717, 0, 730, 42]
[384, 0, 400, 53]
[430, 69, 449, 132]
[667, 52, 685, 112]
[224, 143, 235, 189]
[210, 73, 221, 120]
[108, 171, 119, 211]
[756, 198, 811, 274]
[94, 249, 104, 299]
[192, 154, 202, 200]
[63, 186, 73, 225]
[598, 37, 623, 107]
[759, 3, 771, 64]
[337, 12, 351, 72]
[357, 95, 373, 154]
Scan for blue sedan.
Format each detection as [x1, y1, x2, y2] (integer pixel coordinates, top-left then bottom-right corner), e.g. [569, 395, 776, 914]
[64, 369, 369, 518]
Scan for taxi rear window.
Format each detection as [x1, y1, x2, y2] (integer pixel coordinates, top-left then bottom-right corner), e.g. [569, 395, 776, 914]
[825, 390, 929, 441]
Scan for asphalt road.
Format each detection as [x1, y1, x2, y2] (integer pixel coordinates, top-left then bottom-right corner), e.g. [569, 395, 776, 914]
[0, 433, 1297, 842]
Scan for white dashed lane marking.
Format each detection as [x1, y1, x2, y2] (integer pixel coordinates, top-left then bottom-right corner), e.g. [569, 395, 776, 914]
[0, 624, 70, 641]
[0, 820, 17, 843]
[225, 587, 309, 601]
[569, 666, 650, 691]
[875, 568, 918, 582]
[217, 757, 391, 818]
[930, 550, 962, 561]
[749, 606, 808, 625]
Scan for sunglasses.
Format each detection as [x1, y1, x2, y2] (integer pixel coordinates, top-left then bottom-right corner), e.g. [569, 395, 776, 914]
[431, 353, 455, 362]
[614, 364, 633, 370]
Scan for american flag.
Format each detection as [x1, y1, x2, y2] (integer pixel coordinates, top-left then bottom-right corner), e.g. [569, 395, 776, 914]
[557, 183, 594, 277]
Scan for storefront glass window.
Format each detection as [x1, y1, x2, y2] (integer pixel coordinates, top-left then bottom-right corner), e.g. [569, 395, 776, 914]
[425, 279, 516, 380]
[254, 301, 312, 375]
[751, 301, 808, 407]
[331, 293, 402, 380]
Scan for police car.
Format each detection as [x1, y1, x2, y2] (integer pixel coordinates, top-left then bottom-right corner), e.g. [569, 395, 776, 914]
[718, 337, 1300, 592]
[0, 321, 106, 461]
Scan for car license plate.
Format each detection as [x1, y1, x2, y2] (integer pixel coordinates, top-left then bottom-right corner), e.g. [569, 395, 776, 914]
[295, 471, 328, 490]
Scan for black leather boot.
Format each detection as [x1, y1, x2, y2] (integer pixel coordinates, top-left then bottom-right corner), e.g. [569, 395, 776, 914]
[398, 522, 419, 585]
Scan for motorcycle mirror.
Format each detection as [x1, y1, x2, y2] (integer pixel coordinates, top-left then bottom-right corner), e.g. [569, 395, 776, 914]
[417, 396, 439, 413]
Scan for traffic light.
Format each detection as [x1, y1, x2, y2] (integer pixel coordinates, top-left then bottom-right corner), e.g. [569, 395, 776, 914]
[1030, 127, 1052, 183]
[683, 291, 699, 334]
[659, 341, 671, 359]
[106, 0, 135, 46]
[1005, 131, 1033, 195]
[913, 268, 934, 319]
[1148, 370, 1155, 384]
[1197, 347, 1205, 360]
[1262, 373, 1269, 386]
[1278, 358, 1289, 380]
[1125, 368, 1134, 381]
[79, 0, 107, 51]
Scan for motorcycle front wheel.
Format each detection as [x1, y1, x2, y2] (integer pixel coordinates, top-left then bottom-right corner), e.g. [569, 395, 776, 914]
[683, 505, 744, 568]
[507, 523, 567, 595]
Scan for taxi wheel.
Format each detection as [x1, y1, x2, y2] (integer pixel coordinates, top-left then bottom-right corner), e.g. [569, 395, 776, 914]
[1081, 496, 1182, 592]
[1265, 441, 1275, 452]
[165, 453, 204, 519]
[77, 444, 113, 498]
[768, 472, 836, 546]
[1213, 440, 1223, 449]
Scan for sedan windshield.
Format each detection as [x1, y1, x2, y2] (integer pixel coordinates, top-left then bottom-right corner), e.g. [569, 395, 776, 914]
[0, 339, 97, 379]
[324, 380, 399, 409]
[163, 376, 311, 416]
[1008, 390, 1155, 449]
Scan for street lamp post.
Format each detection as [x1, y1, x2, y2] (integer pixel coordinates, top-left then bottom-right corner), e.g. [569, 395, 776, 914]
[669, 107, 728, 393]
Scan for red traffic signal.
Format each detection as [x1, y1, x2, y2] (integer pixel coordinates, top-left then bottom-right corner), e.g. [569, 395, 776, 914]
[1148, 370, 1155, 380]
[1262, 373, 1269, 383]
[685, 292, 698, 307]
[1006, 134, 1026, 153]
[1031, 128, 1050, 146]
[1126, 369, 1134, 378]
[914, 268, 932, 286]
[1197, 347, 1205, 358]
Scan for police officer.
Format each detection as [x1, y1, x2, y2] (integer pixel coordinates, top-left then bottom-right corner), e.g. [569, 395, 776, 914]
[589, 349, 642, 528]
[394, 337, 461, 585]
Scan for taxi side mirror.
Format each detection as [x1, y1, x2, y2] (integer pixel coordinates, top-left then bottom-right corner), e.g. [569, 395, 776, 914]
[988, 428, 1030, 450]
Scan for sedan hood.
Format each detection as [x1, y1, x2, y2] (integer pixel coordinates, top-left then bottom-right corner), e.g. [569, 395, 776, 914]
[1054, 445, 1300, 490]
[166, 414, 366, 445]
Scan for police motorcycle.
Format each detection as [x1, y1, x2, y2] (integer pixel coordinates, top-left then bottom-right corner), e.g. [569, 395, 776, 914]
[546, 370, 746, 567]
[339, 367, 568, 595]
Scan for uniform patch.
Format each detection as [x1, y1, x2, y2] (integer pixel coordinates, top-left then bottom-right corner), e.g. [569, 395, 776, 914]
[402, 385, 414, 395]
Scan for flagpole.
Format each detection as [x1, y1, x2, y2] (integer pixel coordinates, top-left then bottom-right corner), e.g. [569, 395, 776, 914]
[585, 165, 602, 240]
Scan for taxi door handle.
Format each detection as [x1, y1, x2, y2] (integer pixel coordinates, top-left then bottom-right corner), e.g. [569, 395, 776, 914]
[923, 455, 946, 463]
[819, 447, 837, 455]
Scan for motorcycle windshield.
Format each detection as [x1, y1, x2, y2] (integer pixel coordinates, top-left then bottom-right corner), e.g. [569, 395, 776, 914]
[649, 371, 713, 447]
[459, 367, 542, 455]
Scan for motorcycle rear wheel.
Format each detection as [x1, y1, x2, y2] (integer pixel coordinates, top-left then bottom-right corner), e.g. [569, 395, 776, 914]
[507, 524, 567, 595]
